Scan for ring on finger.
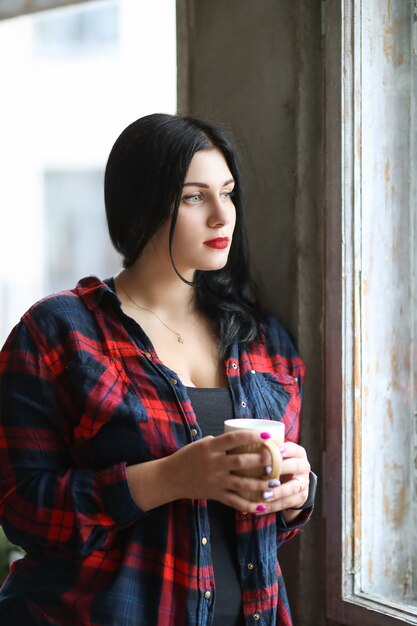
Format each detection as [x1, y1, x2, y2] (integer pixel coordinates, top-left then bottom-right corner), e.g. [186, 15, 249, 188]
[294, 477, 304, 493]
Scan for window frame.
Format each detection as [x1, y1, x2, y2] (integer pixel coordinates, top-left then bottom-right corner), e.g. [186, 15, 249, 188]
[324, 1, 417, 624]
[0, 0, 95, 21]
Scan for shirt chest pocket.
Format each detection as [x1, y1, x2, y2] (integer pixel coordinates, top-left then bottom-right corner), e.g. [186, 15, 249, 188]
[66, 354, 148, 444]
[250, 370, 299, 423]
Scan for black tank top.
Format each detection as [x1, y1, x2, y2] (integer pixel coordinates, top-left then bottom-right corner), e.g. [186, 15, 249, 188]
[186, 387, 245, 626]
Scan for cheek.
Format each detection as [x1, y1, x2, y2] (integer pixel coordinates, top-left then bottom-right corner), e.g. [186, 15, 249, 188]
[232, 211, 237, 231]
[229, 210, 237, 237]
[149, 226, 172, 257]
[173, 214, 200, 243]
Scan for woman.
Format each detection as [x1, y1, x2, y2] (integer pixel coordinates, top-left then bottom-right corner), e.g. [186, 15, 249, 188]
[0, 113, 314, 625]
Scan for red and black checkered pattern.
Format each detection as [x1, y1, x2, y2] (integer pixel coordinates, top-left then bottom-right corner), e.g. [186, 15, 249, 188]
[0, 276, 310, 625]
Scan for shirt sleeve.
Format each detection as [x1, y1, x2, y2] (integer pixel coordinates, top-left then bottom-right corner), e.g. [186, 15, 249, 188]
[276, 507, 314, 547]
[0, 320, 145, 557]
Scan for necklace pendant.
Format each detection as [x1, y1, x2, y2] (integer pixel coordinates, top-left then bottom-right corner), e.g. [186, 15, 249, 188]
[177, 335, 185, 344]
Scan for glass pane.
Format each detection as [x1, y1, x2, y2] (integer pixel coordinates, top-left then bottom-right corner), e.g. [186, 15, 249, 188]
[44, 170, 118, 293]
[0, 0, 176, 347]
[34, 1, 120, 57]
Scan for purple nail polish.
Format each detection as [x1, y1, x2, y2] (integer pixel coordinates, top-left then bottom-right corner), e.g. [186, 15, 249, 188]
[260, 431, 271, 439]
[263, 490, 274, 500]
[256, 504, 266, 512]
[268, 479, 281, 488]
[264, 465, 273, 475]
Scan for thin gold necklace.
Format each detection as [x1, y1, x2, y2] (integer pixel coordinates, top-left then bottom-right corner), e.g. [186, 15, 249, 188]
[118, 283, 186, 344]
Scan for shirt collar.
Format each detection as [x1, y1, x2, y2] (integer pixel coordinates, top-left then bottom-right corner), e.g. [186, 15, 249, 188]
[75, 275, 120, 311]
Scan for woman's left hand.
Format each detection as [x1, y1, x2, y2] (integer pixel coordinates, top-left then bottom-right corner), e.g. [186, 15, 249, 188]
[256, 441, 311, 518]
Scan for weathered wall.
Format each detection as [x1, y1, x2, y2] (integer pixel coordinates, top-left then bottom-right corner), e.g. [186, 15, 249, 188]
[177, 1, 324, 624]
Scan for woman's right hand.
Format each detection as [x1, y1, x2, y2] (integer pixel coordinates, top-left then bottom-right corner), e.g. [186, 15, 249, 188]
[126, 430, 277, 514]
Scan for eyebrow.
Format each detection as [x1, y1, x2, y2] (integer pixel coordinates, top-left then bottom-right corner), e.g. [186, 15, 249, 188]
[183, 178, 235, 188]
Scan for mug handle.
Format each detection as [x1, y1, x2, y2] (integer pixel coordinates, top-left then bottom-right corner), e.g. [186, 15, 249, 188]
[260, 439, 282, 479]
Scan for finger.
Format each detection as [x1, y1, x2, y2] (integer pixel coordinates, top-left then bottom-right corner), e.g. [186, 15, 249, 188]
[294, 476, 309, 495]
[222, 473, 283, 507]
[226, 442, 279, 470]
[279, 442, 308, 459]
[279, 457, 311, 477]
[226, 474, 280, 496]
[225, 447, 281, 476]
[273, 475, 310, 510]
[218, 490, 274, 515]
[225, 451, 270, 474]
[213, 430, 268, 452]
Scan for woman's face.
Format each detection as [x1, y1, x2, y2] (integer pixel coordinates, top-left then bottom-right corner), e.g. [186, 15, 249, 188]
[152, 148, 237, 279]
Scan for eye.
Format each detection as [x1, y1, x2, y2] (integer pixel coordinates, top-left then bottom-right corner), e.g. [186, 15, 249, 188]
[220, 189, 235, 200]
[183, 193, 202, 204]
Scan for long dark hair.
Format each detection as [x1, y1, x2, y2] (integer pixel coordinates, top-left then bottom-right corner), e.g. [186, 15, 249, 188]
[104, 113, 262, 355]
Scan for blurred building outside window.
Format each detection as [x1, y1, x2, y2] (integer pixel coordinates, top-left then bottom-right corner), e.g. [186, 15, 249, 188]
[44, 169, 117, 294]
[33, 0, 119, 57]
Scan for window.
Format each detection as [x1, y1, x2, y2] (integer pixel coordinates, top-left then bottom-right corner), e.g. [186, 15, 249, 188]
[0, 0, 176, 347]
[43, 170, 119, 293]
[325, 1, 417, 624]
[33, 1, 119, 57]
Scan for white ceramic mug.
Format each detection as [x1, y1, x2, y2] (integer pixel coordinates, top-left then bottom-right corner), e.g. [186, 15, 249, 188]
[224, 419, 285, 502]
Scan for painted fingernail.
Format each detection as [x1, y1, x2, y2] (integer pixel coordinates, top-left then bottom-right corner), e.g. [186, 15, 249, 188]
[264, 465, 273, 475]
[260, 431, 271, 439]
[256, 504, 266, 512]
[279, 445, 286, 455]
[263, 490, 274, 500]
[268, 479, 281, 488]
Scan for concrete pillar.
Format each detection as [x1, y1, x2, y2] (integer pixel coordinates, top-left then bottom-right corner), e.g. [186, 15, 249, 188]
[177, 1, 324, 624]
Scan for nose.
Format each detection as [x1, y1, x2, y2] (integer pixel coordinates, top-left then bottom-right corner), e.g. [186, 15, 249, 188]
[207, 195, 233, 228]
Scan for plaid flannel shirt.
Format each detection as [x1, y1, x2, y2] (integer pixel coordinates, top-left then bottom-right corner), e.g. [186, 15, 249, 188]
[0, 276, 311, 625]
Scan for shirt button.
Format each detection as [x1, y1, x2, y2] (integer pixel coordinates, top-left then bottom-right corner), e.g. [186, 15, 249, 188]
[170, 378, 178, 385]
[111, 358, 118, 363]
[250, 369, 256, 374]
[253, 613, 261, 621]
[144, 351, 152, 358]
[293, 376, 298, 383]
[190, 428, 198, 437]
[204, 591, 212, 600]
[201, 537, 208, 545]
[247, 562, 255, 570]
[232, 363, 238, 369]
[241, 401, 247, 408]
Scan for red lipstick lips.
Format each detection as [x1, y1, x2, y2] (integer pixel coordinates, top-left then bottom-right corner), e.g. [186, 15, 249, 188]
[203, 237, 229, 249]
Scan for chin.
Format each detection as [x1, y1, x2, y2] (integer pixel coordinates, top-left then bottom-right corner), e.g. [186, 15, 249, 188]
[197, 261, 228, 272]
[202, 251, 230, 270]
[179, 254, 229, 275]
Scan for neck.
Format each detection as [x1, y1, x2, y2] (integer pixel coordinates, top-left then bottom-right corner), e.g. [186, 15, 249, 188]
[116, 257, 195, 318]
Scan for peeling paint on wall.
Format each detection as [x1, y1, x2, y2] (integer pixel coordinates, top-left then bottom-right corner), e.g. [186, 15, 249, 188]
[351, 0, 417, 611]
